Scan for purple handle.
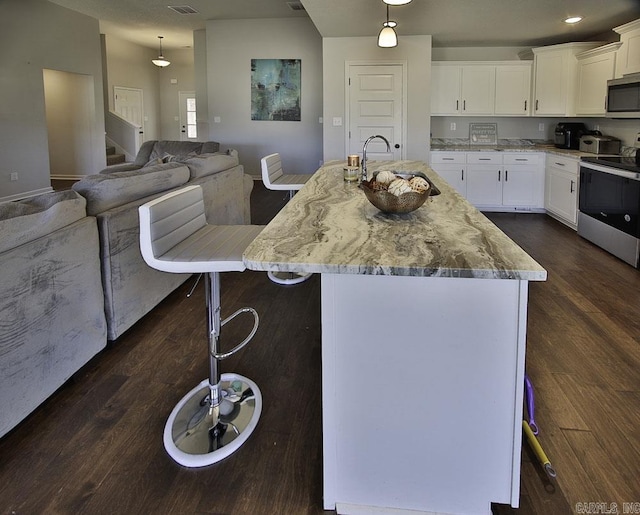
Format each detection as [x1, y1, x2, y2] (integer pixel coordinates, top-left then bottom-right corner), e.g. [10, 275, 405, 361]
[524, 374, 539, 435]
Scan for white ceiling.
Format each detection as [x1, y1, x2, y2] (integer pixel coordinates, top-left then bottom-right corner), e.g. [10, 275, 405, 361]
[47, 0, 640, 51]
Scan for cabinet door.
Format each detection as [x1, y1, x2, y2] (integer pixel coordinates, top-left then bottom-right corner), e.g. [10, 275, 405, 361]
[431, 65, 461, 115]
[431, 164, 466, 197]
[534, 51, 567, 115]
[576, 53, 615, 116]
[546, 167, 578, 225]
[467, 165, 502, 207]
[502, 165, 539, 207]
[495, 65, 531, 115]
[461, 66, 495, 115]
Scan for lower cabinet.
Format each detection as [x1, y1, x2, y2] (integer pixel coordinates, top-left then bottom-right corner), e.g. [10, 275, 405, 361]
[430, 151, 544, 212]
[545, 154, 579, 229]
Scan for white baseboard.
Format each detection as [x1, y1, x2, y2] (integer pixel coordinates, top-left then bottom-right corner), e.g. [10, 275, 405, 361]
[50, 174, 87, 180]
[0, 187, 54, 204]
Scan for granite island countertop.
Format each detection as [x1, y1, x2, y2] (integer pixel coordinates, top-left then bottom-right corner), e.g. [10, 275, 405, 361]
[243, 160, 547, 281]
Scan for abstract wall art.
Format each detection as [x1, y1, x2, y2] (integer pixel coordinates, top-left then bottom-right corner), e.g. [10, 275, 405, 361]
[251, 59, 301, 121]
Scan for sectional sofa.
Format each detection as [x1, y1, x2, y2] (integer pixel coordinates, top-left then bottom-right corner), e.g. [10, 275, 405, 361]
[0, 143, 254, 437]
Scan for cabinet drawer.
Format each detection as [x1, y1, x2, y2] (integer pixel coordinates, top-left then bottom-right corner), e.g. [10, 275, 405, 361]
[545, 154, 579, 173]
[430, 152, 465, 164]
[466, 152, 503, 164]
[503, 153, 541, 165]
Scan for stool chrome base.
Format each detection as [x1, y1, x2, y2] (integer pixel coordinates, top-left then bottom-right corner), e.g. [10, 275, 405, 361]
[163, 373, 262, 468]
[267, 270, 312, 285]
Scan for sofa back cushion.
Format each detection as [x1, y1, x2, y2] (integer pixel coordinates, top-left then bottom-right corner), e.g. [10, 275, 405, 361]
[73, 162, 190, 216]
[183, 150, 240, 180]
[0, 190, 87, 253]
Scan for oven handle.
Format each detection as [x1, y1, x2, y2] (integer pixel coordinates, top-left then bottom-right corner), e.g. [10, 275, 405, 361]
[580, 162, 640, 181]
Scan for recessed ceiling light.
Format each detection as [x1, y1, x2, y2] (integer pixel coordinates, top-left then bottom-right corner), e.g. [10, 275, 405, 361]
[564, 16, 583, 24]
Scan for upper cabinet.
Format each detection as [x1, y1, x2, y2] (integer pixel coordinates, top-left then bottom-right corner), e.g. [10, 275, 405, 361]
[532, 42, 603, 116]
[613, 19, 640, 76]
[431, 62, 531, 116]
[575, 43, 622, 116]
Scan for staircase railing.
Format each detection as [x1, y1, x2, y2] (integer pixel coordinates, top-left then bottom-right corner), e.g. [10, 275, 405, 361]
[105, 111, 143, 162]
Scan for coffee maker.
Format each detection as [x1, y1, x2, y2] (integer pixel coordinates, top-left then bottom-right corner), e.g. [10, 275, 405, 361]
[554, 122, 587, 150]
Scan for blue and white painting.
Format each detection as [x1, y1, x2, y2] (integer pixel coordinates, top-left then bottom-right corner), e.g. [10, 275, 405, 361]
[251, 59, 301, 121]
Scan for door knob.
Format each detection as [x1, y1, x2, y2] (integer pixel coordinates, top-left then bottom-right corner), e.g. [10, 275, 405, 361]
[394, 144, 400, 149]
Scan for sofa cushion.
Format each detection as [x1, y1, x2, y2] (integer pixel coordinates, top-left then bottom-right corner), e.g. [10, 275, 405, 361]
[73, 162, 190, 216]
[148, 141, 209, 163]
[0, 190, 87, 253]
[183, 149, 240, 179]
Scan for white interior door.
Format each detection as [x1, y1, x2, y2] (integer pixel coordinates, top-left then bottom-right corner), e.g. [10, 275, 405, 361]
[347, 64, 404, 160]
[114, 86, 144, 149]
[178, 91, 197, 141]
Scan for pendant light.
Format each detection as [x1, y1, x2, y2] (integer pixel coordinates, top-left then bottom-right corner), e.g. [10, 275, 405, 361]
[383, 0, 412, 4]
[378, 4, 398, 48]
[152, 36, 171, 67]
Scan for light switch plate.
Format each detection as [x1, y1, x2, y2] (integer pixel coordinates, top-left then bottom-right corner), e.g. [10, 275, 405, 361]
[332, 117, 342, 127]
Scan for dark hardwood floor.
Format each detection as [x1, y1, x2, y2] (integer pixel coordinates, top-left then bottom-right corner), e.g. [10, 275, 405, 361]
[1, 183, 638, 514]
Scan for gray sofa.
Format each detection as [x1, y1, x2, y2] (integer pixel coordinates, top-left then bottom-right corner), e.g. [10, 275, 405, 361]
[73, 148, 253, 340]
[100, 140, 221, 174]
[0, 190, 107, 437]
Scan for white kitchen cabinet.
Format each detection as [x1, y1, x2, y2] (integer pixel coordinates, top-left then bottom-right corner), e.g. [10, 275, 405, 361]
[545, 154, 579, 229]
[431, 65, 462, 115]
[532, 42, 603, 116]
[613, 18, 640, 77]
[460, 65, 495, 115]
[429, 152, 466, 196]
[494, 64, 532, 115]
[430, 151, 544, 211]
[576, 43, 621, 116]
[502, 154, 544, 208]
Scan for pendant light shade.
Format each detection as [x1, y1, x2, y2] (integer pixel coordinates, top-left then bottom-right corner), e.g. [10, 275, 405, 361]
[378, 4, 398, 48]
[152, 36, 171, 67]
[383, 0, 412, 4]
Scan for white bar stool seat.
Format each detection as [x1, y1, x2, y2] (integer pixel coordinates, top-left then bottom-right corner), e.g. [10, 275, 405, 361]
[139, 184, 264, 468]
[260, 152, 312, 285]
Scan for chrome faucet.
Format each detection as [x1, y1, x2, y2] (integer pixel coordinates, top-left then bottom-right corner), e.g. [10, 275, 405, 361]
[362, 135, 391, 182]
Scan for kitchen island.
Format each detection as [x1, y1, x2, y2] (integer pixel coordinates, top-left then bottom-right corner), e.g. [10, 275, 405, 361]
[243, 160, 547, 515]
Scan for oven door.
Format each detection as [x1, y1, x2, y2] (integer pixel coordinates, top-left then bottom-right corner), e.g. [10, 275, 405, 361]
[579, 163, 640, 238]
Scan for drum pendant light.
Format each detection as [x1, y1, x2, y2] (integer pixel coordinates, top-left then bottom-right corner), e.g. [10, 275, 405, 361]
[152, 36, 171, 67]
[378, 4, 398, 48]
[383, 0, 412, 4]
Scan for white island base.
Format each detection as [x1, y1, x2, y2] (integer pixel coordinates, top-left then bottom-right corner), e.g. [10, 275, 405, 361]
[321, 273, 528, 515]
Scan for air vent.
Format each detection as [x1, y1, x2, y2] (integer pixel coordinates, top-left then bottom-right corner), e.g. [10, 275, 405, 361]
[168, 5, 199, 15]
[286, 1, 306, 11]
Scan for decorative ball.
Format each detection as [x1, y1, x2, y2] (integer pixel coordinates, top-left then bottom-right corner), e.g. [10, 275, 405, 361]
[409, 176, 430, 194]
[388, 178, 413, 197]
[375, 170, 397, 186]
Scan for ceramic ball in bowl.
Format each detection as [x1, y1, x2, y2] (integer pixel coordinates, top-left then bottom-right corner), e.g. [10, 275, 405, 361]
[360, 171, 431, 214]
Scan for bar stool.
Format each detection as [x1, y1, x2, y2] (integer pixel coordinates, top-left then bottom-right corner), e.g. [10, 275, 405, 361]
[260, 152, 312, 285]
[139, 184, 264, 468]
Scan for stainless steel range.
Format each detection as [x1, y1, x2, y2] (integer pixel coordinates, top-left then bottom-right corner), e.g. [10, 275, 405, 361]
[578, 156, 640, 268]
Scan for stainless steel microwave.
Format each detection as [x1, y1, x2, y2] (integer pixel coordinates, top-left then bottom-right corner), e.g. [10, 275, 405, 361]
[606, 73, 640, 118]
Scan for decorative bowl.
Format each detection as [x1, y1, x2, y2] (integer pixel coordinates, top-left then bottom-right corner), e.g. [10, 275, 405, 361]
[359, 171, 438, 214]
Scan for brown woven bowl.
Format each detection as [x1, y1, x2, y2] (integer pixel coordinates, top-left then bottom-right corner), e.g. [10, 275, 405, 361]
[359, 172, 433, 214]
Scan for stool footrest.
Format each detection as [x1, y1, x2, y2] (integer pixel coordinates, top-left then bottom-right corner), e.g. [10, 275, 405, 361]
[211, 307, 259, 360]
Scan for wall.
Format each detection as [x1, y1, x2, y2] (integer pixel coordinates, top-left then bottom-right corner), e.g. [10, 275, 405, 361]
[104, 34, 161, 142]
[0, 0, 105, 201]
[205, 18, 323, 176]
[158, 48, 195, 141]
[323, 36, 432, 163]
[193, 30, 210, 142]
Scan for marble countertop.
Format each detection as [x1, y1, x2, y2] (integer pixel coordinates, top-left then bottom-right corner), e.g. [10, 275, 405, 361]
[430, 139, 619, 159]
[243, 160, 547, 281]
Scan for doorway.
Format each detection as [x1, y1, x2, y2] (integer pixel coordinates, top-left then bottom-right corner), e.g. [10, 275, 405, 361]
[346, 63, 406, 160]
[178, 91, 197, 141]
[43, 69, 96, 179]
